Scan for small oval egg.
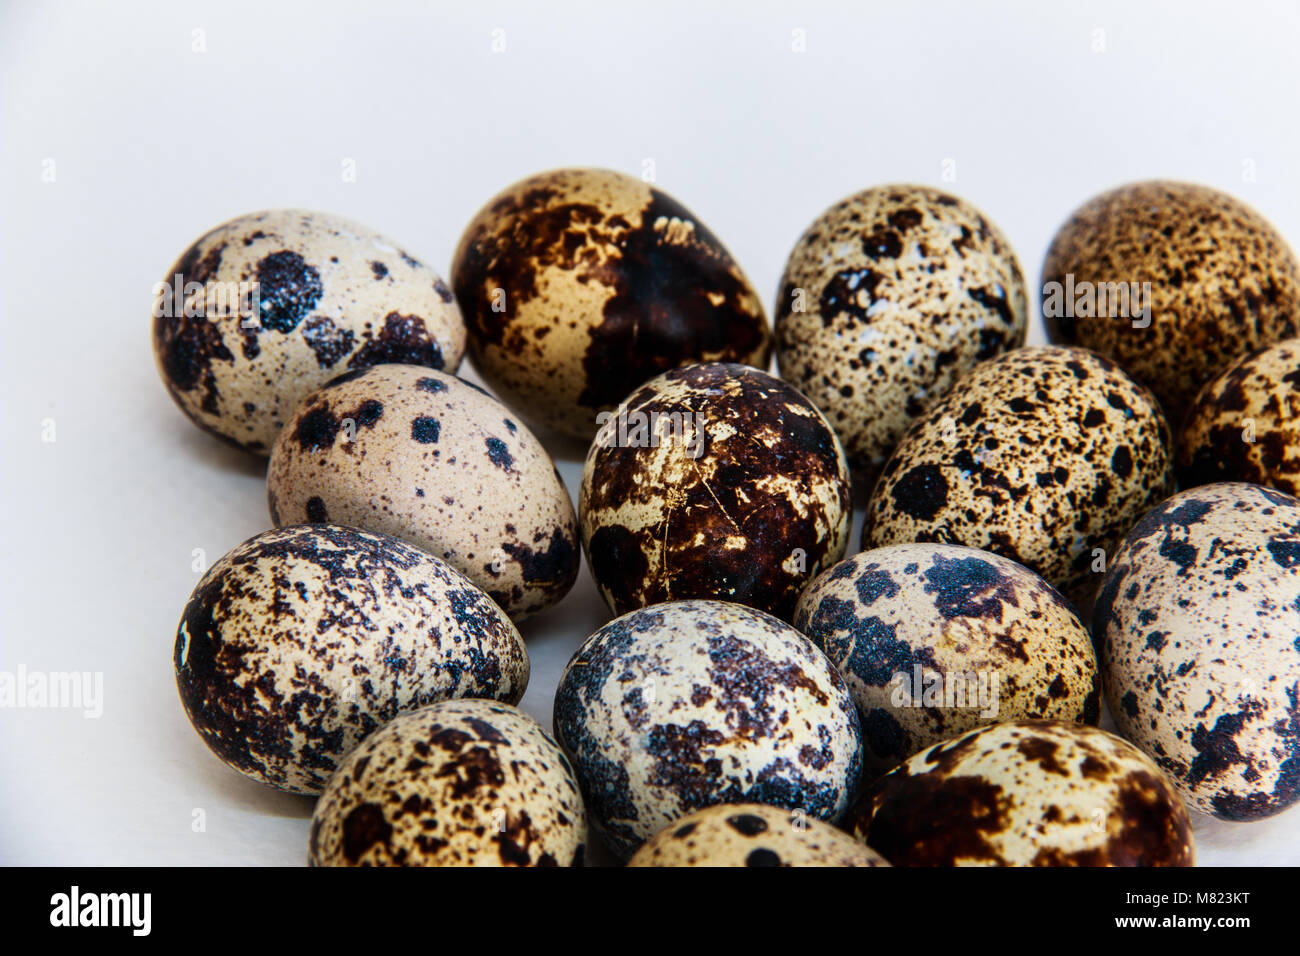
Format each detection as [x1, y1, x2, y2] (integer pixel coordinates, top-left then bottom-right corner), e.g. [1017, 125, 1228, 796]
[793, 544, 1099, 775]
[863, 346, 1173, 605]
[450, 168, 771, 439]
[628, 803, 889, 867]
[1180, 338, 1300, 494]
[173, 525, 528, 795]
[1094, 482, 1300, 821]
[1042, 181, 1300, 422]
[775, 184, 1027, 479]
[580, 362, 851, 620]
[553, 600, 862, 860]
[266, 364, 579, 618]
[309, 699, 585, 866]
[153, 209, 466, 453]
[848, 719, 1195, 866]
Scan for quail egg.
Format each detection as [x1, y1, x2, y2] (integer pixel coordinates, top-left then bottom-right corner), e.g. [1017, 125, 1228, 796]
[309, 699, 585, 866]
[1093, 482, 1300, 820]
[450, 168, 771, 439]
[266, 364, 579, 619]
[153, 209, 465, 453]
[173, 524, 527, 795]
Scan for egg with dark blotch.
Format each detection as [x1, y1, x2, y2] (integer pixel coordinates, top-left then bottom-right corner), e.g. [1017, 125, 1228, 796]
[1042, 181, 1300, 423]
[266, 364, 579, 619]
[775, 184, 1027, 480]
[173, 525, 528, 795]
[793, 544, 1099, 775]
[628, 803, 889, 867]
[450, 168, 771, 439]
[309, 699, 585, 866]
[848, 719, 1195, 866]
[1179, 339, 1300, 495]
[579, 362, 851, 621]
[152, 209, 465, 454]
[1093, 483, 1300, 821]
[552, 600, 863, 861]
[863, 346, 1173, 606]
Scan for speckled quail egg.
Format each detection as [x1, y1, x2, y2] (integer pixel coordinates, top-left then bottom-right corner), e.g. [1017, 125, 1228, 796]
[1093, 482, 1300, 821]
[1180, 339, 1300, 495]
[863, 346, 1173, 606]
[552, 600, 863, 860]
[309, 699, 585, 866]
[173, 524, 527, 795]
[1042, 181, 1300, 423]
[793, 544, 1099, 775]
[579, 363, 851, 620]
[848, 719, 1195, 866]
[628, 803, 889, 867]
[266, 364, 579, 619]
[775, 185, 1027, 480]
[450, 168, 771, 439]
[153, 209, 465, 453]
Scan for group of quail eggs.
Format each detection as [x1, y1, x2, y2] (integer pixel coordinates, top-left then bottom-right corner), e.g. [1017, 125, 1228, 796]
[156, 169, 1300, 866]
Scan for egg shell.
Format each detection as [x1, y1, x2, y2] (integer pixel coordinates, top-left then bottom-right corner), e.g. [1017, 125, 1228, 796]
[1093, 482, 1300, 821]
[775, 184, 1027, 478]
[552, 600, 863, 860]
[863, 346, 1173, 605]
[580, 362, 851, 620]
[450, 168, 771, 439]
[848, 719, 1195, 866]
[173, 524, 528, 795]
[266, 364, 579, 619]
[153, 209, 465, 454]
[309, 699, 585, 866]
[628, 803, 889, 867]
[793, 544, 1099, 775]
[1180, 338, 1300, 495]
[1042, 181, 1300, 423]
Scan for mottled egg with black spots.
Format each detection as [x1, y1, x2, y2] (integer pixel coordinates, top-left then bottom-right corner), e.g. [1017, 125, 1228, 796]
[1042, 181, 1300, 423]
[309, 699, 584, 866]
[1093, 483, 1300, 821]
[864, 346, 1173, 605]
[628, 803, 889, 867]
[451, 168, 771, 439]
[580, 363, 851, 620]
[848, 719, 1195, 866]
[553, 600, 862, 860]
[173, 525, 527, 795]
[775, 185, 1027, 479]
[794, 544, 1099, 775]
[1180, 339, 1300, 495]
[266, 364, 579, 618]
[153, 210, 465, 453]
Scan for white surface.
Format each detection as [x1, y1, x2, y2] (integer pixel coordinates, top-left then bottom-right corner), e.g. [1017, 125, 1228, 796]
[2, 0, 1298, 865]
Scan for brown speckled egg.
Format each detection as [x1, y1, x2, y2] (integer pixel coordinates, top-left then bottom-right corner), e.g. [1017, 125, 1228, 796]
[553, 600, 863, 860]
[309, 699, 585, 866]
[775, 185, 1027, 479]
[628, 803, 889, 867]
[450, 168, 771, 439]
[793, 544, 1099, 775]
[1180, 339, 1300, 494]
[153, 209, 465, 454]
[1042, 181, 1300, 422]
[1093, 483, 1300, 821]
[266, 364, 578, 619]
[847, 719, 1195, 866]
[173, 525, 527, 795]
[863, 346, 1173, 605]
[579, 363, 851, 620]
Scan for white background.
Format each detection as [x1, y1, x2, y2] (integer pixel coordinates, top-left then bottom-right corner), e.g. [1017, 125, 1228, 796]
[2, 0, 1298, 865]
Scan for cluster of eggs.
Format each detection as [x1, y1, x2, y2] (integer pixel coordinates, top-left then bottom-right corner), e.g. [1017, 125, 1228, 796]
[158, 170, 1300, 866]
